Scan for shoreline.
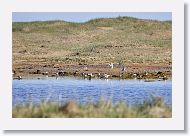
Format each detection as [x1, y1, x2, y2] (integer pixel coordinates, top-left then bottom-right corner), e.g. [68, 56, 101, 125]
[13, 64, 172, 80]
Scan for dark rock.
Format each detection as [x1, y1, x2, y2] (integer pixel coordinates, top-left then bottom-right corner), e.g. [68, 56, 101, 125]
[18, 50, 27, 54]
[76, 52, 80, 55]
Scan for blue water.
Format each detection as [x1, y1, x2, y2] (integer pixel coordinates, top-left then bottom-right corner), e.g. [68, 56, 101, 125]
[12, 77, 172, 106]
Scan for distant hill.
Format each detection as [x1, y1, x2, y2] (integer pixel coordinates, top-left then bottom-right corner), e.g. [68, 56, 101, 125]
[13, 16, 172, 68]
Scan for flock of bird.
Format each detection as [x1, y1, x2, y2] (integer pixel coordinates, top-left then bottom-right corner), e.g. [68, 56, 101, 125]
[13, 63, 127, 80]
[12, 63, 168, 81]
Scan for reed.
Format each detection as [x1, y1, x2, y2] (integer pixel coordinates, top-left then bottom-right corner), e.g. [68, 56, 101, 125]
[12, 97, 171, 118]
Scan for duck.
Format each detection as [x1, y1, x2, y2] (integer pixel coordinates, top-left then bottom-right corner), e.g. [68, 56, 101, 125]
[17, 76, 22, 80]
[100, 73, 110, 79]
[87, 74, 92, 80]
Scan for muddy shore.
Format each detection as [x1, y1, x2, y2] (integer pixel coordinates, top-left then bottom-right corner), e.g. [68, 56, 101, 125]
[13, 64, 171, 80]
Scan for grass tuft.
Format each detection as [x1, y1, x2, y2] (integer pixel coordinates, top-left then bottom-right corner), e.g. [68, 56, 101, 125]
[12, 97, 171, 118]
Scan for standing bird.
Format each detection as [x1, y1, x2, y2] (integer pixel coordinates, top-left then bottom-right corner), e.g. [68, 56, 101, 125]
[84, 66, 88, 71]
[120, 66, 127, 78]
[87, 73, 93, 80]
[121, 66, 126, 72]
[55, 72, 59, 79]
[108, 63, 114, 69]
[144, 71, 148, 77]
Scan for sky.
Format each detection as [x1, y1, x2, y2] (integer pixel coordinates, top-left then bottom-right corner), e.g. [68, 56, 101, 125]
[12, 12, 172, 23]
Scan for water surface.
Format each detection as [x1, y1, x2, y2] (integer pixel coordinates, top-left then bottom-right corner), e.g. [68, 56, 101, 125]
[12, 77, 172, 106]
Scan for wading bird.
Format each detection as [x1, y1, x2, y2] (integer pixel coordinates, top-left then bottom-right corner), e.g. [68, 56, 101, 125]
[108, 63, 114, 69]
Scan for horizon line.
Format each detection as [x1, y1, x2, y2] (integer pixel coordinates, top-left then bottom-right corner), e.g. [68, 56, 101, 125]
[12, 16, 172, 23]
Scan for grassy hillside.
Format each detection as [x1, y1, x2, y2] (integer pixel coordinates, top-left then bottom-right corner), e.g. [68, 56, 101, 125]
[13, 17, 172, 72]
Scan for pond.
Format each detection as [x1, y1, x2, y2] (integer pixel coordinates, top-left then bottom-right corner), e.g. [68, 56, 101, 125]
[12, 77, 172, 106]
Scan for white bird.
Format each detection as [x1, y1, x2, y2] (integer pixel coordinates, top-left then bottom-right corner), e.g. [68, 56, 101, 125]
[87, 73, 93, 76]
[87, 73, 92, 80]
[121, 66, 126, 72]
[84, 66, 88, 71]
[104, 74, 110, 79]
[53, 72, 58, 79]
[108, 63, 114, 69]
[145, 72, 148, 75]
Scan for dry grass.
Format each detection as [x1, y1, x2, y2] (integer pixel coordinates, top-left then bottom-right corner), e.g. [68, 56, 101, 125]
[12, 97, 171, 118]
[13, 17, 172, 69]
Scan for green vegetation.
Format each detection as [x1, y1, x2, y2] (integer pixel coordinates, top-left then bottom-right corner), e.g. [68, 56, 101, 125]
[12, 97, 171, 118]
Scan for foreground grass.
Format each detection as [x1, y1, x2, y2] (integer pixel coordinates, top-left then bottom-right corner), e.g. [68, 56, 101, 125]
[13, 97, 171, 118]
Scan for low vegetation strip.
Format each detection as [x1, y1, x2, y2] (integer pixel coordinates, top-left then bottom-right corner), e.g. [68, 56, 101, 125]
[12, 97, 171, 118]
